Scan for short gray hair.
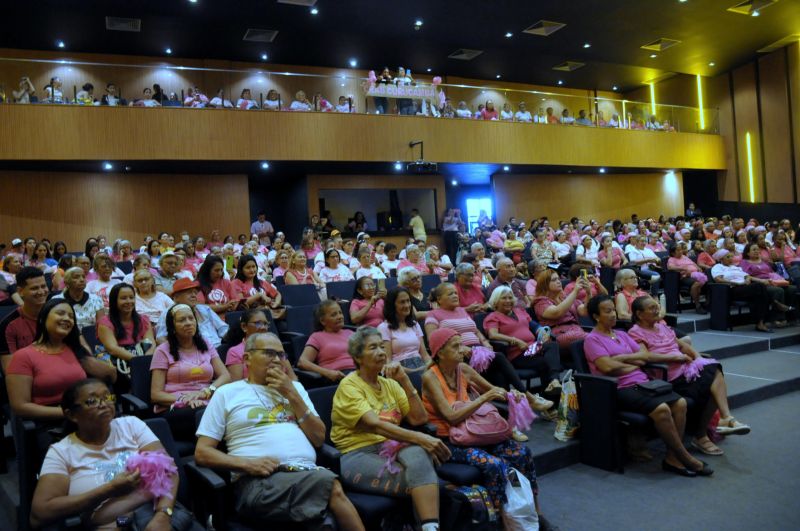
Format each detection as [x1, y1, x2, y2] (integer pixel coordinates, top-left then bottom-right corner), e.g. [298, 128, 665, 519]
[347, 326, 382, 368]
[702, 239, 717, 251]
[470, 242, 484, 253]
[405, 244, 420, 255]
[487, 285, 515, 309]
[398, 266, 420, 285]
[245, 332, 281, 352]
[455, 262, 475, 277]
[614, 268, 637, 290]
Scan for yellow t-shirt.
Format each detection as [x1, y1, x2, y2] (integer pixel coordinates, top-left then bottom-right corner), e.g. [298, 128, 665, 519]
[331, 372, 410, 454]
[409, 215, 427, 241]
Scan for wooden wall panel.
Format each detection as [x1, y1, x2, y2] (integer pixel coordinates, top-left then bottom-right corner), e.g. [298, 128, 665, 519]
[707, 73, 739, 202]
[0, 105, 727, 171]
[493, 172, 684, 225]
[731, 64, 763, 202]
[758, 51, 794, 203]
[788, 42, 800, 203]
[0, 171, 250, 250]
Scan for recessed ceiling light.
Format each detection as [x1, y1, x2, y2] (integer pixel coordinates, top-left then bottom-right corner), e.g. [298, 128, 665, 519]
[415, 19, 423, 26]
[103, 162, 113, 171]
[310, 7, 318, 15]
[260, 162, 270, 170]
[188, 0, 198, 3]
[679, 0, 687, 3]
[612, 85, 619, 91]
[261, 53, 268, 60]
[505, 32, 513, 38]
[557, 80, 564, 85]
[451, 180, 458, 186]
[583, 43, 591, 48]
[708, 61, 715, 67]
[394, 162, 402, 171]
[426, 68, 432, 72]
[503, 165, 510, 171]
[751, 10, 760, 17]
[496, 74, 501, 79]
[57, 40, 65, 48]
[165, 47, 172, 55]
[599, 168, 606, 174]
[349, 58, 358, 67]
[650, 54, 658, 58]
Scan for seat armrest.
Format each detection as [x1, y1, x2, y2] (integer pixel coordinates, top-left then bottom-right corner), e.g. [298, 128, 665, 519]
[120, 393, 149, 415]
[184, 460, 227, 491]
[644, 363, 669, 381]
[317, 444, 341, 475]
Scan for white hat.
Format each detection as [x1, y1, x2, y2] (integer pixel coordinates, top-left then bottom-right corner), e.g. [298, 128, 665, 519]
[11, 238, 22, 246]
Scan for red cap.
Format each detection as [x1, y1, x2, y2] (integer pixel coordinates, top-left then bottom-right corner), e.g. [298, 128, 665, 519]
[171, 278, 200, 296]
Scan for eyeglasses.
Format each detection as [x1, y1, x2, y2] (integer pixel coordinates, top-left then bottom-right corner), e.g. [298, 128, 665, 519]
[76, 394, 116, 408]
[248, 320, 269, 329]
[247, 348, 287, 359]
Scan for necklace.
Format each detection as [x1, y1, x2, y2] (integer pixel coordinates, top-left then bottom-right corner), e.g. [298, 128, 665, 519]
[248, 381, 289, 409]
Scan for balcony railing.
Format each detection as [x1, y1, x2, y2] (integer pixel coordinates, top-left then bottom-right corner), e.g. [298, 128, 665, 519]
[0, 56, 719, 134]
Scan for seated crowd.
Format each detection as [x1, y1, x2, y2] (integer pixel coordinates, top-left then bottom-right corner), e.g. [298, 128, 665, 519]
[4, 207, 791, 529]
[5, 69, 680, 131]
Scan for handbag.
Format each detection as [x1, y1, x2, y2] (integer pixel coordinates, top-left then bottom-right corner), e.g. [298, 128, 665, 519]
[449, 367, 512, 446]
[636, 379, 673, 396]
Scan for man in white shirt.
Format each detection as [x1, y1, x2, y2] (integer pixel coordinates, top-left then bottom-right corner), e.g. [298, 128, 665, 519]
[625, 236, 662, 291]
[710, 250, 770, 332]
[514, 102, 532, 123]
[195, 333, 363, 529]
[250, 212, 275, 247]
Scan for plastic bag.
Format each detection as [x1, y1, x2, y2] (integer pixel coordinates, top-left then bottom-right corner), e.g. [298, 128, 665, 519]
[501, 468, 539, 531]
[554, 369, 580, 442]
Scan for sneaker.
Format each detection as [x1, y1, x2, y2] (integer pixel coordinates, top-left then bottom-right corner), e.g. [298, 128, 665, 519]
[512, 427, 529, 442]
[716, 416, 751, 435]
[544, 379, 562, 394]
[528, 393, 554, 412]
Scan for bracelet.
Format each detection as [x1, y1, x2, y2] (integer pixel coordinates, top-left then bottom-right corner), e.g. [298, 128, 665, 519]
[296, 409, 313, 425]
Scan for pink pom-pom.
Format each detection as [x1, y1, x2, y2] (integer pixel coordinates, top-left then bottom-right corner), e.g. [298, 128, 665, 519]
[377, 440, 408, 478]
[684, 357, 717, 382]
[368, 70, 377, 82]
[432, 76, 442, 86]
[126, 451, 177, 500]
[469, 346, 495, 373]
[507, 392, 536, 431]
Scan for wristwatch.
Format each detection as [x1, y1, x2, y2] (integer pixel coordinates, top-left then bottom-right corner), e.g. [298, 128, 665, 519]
[159, 507, 173, 518]
[208, 384, 218, 393]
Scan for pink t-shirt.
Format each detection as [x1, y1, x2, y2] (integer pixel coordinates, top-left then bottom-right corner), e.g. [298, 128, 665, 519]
[598, 248, 624, 268]
[740, 260, 784, 282]
[777, 245, 798, 267]
[97, 314, 151, 346]
[350, 298, 385, 327]
[667, 256, 701, 276]
[306, 329, 355, 371]
[7, 345, 87, 405]
[150, 342, 219, 411]
[525, 279, 537, 298]
[204, 278, 236, 308]
[628, 323, 686, 381]
[425, 307, 481, 347]
[583, 330, 649, 389]
[377, 321, 424, 363]
[533, 295, 580, 328]
[225, 341, 247, 379]
[697, 252, 715, 269]
[231, 278, 278, 300]
[456, 283, 485, 313]
[398, 259, 429, 274]
[483, 308, 534, 360]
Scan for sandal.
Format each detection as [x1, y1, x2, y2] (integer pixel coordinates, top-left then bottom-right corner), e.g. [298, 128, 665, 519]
[691, 437, 724, 456]
[717, 416, 751, 435]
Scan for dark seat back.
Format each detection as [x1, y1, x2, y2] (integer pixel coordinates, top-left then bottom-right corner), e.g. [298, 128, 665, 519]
[285, 305, 317, 336]
[570, 339, 589, 373]
[82, 325, 100, 352]
[117, 261, 134, 274]
[326, 280, 357, 301]
[278, 284, 320, 306]
[421, 274, 441, 295]
[130, 355, 154, 404]
[307, 385, 339, 444]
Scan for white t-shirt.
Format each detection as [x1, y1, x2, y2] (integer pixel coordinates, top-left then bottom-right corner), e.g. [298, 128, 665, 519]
[86, 279, 122, 308]
[382, 259, 401, 272]
[236, 98, 259, 110]
[290, 101, 312, 111]
[515, 111, 532, 123]
[209, 97, 233, 108]
[196, 380, 319, 471]
[355, 265, 387, 280]
[500, 110, 514, 121]
[318, 264, 355, 283]
[336, 103, 353, 113]
[552, 241, 572, 259]
[52, 292, 105, 330]
[40, 416, 159, 498]
[141, 99, 159, 108]
[135, 291, 174, 323]
[711, 264, 748, 284]
[263, 99, 280, 110]
[456, 109, 472, 118]
[627, 246, 659, 264]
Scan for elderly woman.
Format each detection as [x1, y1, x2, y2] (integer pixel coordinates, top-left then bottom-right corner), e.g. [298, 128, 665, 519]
[150, 304, 230, 441]
[425, 283, 553, 429]
[625, 236, 662, 291]
[30, 379, 192, 530]
[425, 245, 452, 281]
[422, 328, 552, 524]
[133, 269, 174, 323]
[398, 266, 432, 321]
[710, 250, 772, 332]
[123, 254, 155, 285]
[285, 250, 327, 299]
[7, 299, 116, 422]
[524, 259, 548, 298]
[398, 244, 431, 275]
[613, 268, 662, 322]
[349, 277, 386, 327]
[453, 262, 487, 315]
[696, 239, 718, 271]
[0, 254, 23, 306]
[272, 250, 291, 278]
[533, 269, 591, 351]
[53, 267, 106, 330]
[667, 243, 708, 314]
[584, 295, 712, 477]
[740, 243, 796, 327]
[298, 300, 356, 382]
[86, 254, 122, 308]
[484, 286, 563, 395]
[531, 229, 558, 263]
[111, 239, 134, 265]
[628, 296, 750, 456]
[332, 327, 450, 530]
[378, 287, 432, 372]
[318, 248, 355, 283]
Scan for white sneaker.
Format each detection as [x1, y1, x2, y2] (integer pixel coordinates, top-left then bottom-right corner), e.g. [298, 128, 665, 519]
[528, 393, 554, 412]
[512, 428, 529, 442]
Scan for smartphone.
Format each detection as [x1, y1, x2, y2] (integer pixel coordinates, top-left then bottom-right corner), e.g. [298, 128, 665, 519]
[581, 269, 589, 280]
[225, 255, 234, 271]
[378, 278, 386, 293]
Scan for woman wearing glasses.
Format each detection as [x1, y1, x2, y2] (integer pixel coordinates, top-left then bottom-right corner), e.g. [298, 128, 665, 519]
[31, 378, 200, 529]
[398, 266, 432, 321]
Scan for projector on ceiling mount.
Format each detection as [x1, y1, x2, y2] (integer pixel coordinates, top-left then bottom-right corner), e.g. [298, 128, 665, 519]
[406, 161, 439, 174]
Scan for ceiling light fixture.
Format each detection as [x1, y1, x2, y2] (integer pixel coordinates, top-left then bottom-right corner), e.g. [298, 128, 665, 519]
[557, 80, 564, 85]
[103, 162, 113, 171]
[57, 40, 65, 48]
[751, 10, 760, 17]
[165, 47, 172, 55]
[261, 53, 268, 60]
[679, 0, 687, 3]
[415, 19, 423, 27]
[426, 68, 432, 72]
[583, 43, 591, 48]
[709, 61, 715, 66]
[496, 74, 501, 79]
[188, 0, 198, 3]
[451, 180, 458, 186]
[349, 58, 358, 67]
[310, 7, 318, 15]
[650, 53, 658, 58]
[394, 161, 402, 171]
[503, 165, 510, 171]
[505, 32, 513, 38]
[612, 85, 619, 91]
[599, 168, 606, 174]
[260, 162, 270, 170]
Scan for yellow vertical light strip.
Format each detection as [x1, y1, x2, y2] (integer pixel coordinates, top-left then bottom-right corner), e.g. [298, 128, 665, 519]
[622, 100, 627, 128]
[696, 74, 705, 130]
[649, 83, 656, 115]
[746, 132, 756, 203]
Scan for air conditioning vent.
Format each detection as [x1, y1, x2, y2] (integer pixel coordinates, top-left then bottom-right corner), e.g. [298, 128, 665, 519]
[727, 0, 778, 16]
[243, 28, 279, 43]
[641, 38, 682, 52]
[448, 48, 484, 61]
[552, 61, 585, 72]
[523, 20, 567, 37]
[277, 0, 318, 6]
[105, 16, 141, 32]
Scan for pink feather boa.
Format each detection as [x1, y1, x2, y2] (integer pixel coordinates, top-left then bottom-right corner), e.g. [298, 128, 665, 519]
[377, 440, 408, 478]
[684, 357, 718, 382]
[125, 451, 177, 500]
[507, 392, 536, 431]
[469, 346, 495, 373]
